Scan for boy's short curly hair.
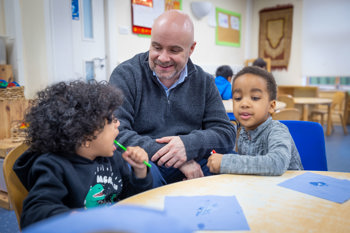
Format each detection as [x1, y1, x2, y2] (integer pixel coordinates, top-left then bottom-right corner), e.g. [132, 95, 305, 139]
[232, 66, 277, 101]
[25, 80, 123, 155]
[215, 65, 233, 80]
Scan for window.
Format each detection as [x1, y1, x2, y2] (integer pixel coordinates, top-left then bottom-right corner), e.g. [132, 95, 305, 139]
[85, 61, 95, 82]
[83, 0, 93, 39]
[308, 76, 350, 91]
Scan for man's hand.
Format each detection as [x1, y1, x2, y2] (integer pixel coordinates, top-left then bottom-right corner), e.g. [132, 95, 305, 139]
[206, 153, 223, 173]
[151, 136, 187, 168]
[179, 160, 204, 180]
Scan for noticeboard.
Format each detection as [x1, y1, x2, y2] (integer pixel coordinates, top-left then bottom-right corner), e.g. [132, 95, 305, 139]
[215, 7, 241, 47]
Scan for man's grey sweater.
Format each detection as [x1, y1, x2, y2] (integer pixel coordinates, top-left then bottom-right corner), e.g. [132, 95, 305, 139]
[109, 52, 235, 161]
[221, 117, 303, 176]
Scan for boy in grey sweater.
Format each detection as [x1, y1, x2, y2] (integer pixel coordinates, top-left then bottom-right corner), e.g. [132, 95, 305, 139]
[207, 66, 303, 175]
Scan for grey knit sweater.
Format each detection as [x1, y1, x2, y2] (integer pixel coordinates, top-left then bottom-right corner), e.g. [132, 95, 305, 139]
[221, 117, 303, 175]
[109, 52, 236, 161]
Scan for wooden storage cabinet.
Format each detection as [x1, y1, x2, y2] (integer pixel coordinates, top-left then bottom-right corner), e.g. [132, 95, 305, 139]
[278, 85, 319, 97]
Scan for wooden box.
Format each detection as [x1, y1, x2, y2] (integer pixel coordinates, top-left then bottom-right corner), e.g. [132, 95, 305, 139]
[0, 86, 25, 100]
[0, 99, 30, 140]
[0, 138, 21, 159]
[0, 64, 13, 83]
[0, 139, 21, 210]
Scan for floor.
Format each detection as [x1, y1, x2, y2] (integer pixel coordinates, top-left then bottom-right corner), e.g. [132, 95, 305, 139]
[324, 125, 350, 172]
[0, 125, 349, 233]
[0, 208, 18, 233]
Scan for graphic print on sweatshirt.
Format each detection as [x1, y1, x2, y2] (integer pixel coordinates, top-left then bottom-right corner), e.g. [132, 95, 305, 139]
[84, 163, 123, 208]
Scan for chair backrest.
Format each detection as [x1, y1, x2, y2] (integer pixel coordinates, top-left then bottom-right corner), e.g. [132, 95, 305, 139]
[331, 91, 345, 111]
[280, 120, 327, 171]
[277, 94, 295, 108]
[3, 143, 29, 229]
[272, 108, 300, 120]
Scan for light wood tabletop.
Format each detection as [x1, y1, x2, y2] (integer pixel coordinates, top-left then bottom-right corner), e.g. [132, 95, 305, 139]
[293, 97, 332, 135]
[118, 171, 350, 233]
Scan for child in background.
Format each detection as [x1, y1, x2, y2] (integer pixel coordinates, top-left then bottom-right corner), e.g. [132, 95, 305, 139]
[252, 58, 267, 70]
[214, 65, 233, 100]
[207, 66, 303, 175]
[14, 80, 153, 229]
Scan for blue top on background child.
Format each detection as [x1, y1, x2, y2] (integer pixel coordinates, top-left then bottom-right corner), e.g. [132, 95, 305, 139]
[214, 65, 233, 100]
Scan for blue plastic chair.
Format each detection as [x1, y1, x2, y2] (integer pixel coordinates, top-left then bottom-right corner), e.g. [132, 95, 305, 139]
[227, 112, 236, 121]
[280, 120, 328, 171]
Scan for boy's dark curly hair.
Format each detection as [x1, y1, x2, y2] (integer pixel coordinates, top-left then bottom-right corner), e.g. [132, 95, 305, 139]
[25, 80, 123, 155]
[233, 66, 277, 101]
[215, 65, 233, 80]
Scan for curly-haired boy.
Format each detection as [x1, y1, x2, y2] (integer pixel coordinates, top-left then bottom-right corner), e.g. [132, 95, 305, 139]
[14, 80, 153, 229]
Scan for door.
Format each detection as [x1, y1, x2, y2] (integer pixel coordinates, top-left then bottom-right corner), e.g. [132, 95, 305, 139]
[72, 0, 106, 82]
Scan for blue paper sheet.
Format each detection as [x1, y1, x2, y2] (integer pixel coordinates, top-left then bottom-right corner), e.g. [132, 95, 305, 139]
[22, 205, 192, 233]
[164, 195, 250, 231]
[278, 172, 350, 203]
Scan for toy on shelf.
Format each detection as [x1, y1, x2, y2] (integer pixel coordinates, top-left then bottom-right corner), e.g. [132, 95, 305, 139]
[0, 79, 20, 88]
[0, 79, 7, 88]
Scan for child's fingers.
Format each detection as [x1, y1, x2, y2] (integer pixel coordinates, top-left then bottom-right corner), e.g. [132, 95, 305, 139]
[122, 147, 149, 179]
[122, 155, 139, 167]
[207, 154, 222, 173]
[122, 152, 143, 165]
[122, 146, 148, 166]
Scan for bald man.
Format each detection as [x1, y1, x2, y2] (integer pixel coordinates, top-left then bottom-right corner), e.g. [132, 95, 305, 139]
[110, 10, 235, 186]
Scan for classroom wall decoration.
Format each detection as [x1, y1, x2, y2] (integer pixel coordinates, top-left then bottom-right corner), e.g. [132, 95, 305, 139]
[71, 0, 79, 20]
[258, 5, 293, 70]
[131, 0, 182, 35]
[215, 8, 241, 47]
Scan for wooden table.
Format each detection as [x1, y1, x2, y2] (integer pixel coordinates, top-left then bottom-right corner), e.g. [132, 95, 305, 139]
[118, 171, 350, 233]
[222, 99, 286, 113]
[293, 97, 332, 135]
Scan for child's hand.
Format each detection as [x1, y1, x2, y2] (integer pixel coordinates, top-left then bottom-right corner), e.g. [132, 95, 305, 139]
[122, 146, 149, 179]
[206, 153, 223, 174]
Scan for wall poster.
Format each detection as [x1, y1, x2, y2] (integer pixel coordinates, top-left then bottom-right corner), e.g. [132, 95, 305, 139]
[131, 0, 182, 35]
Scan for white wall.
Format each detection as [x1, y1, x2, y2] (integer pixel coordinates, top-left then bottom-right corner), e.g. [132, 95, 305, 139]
[250, 0, 350, 85]
[111, 0, 247, 76]
[0, 0, 5, 35]
[3, 0, 26, 95]
[4, 0, 350, 98]
[7, 0, 247, 98]
[44, 0, 74, 85]
[302, 0, 350, 77]
[21, 0, 49, 97]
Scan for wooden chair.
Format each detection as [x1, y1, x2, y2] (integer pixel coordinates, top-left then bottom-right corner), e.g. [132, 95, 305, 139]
[3, 143, 29, 230]
[310, 91, 348, 135]
[244, 58, 271, 72]
[272, 108, 301, 121]
[344, 92, 350, 125]
[277, 94, 295, 108]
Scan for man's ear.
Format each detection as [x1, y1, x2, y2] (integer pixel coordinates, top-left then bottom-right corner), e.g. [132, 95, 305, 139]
[188, 41, 196, 56]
